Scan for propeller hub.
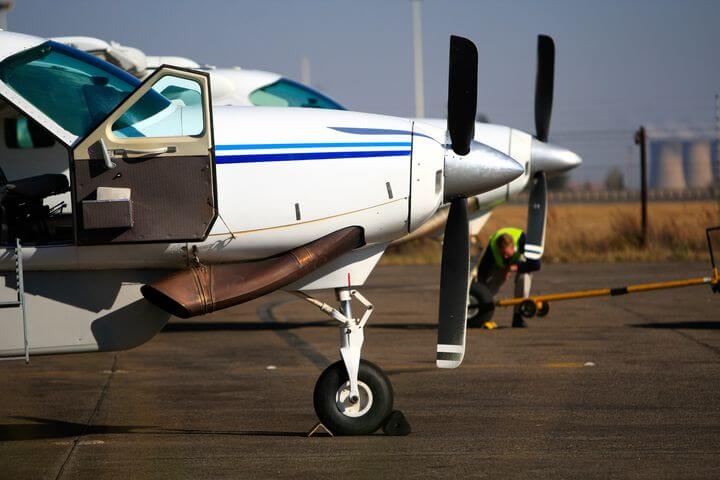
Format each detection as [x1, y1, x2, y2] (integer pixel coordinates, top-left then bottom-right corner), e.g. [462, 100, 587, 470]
[444, 141, 523, 202]
[530, 139, 582, 175]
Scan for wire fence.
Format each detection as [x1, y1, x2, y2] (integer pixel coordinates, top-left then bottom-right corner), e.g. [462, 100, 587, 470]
[508, 186, 720, 204]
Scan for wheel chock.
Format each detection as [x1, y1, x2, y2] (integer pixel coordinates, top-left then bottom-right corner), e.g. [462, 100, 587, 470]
[382, 410, 411, 436]
[307, 421, 333, 437]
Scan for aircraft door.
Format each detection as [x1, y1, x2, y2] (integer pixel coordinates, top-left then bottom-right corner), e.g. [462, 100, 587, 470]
[71, 66, 217, 244]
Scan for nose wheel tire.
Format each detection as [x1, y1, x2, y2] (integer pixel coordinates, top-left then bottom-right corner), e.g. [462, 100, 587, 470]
[314, 359, 393, 435]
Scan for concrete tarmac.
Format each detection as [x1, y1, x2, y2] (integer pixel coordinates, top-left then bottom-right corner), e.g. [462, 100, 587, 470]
[1, 262, 719, 479]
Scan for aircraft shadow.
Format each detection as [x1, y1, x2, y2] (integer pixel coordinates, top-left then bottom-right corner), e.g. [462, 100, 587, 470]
[163, 320, 335, 332]
[630, 321, 720, 330]
[162, 321, 438, 332]
[0, 417, 309, 442]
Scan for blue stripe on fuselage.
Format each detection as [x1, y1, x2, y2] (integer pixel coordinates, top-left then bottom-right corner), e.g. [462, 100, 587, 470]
[215, 150, 411, 164]
[216, 141, 411, 150]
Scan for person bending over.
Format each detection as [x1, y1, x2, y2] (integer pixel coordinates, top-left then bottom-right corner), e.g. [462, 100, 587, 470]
[473, 227, 540, 328]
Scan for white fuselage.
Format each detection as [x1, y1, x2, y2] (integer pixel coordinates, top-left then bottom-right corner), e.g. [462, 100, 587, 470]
[0, 107, 446, 277]
[207, 108, 444, 257]
[0, 30, 523, 358]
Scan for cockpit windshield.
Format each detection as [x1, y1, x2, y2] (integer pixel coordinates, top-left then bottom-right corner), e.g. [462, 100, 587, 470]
[249, 78, 345, 110]
[0, 41, 169, 137]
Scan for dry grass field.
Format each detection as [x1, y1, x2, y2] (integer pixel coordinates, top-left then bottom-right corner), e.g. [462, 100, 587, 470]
[383, 201, 720, 264]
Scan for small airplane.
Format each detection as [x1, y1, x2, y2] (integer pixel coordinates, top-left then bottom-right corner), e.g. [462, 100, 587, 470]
[53, 34, 583, 324]
[0, 31, 522, 435]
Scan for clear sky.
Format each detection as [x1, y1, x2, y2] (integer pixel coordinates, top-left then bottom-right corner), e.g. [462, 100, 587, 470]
[7, 0, 720, 183]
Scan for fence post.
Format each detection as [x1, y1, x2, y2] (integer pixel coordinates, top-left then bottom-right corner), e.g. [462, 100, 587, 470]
[634, 126, 648, 247]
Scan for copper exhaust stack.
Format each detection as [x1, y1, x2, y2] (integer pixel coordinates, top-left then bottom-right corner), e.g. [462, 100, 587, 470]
[142, 226, 364, 318]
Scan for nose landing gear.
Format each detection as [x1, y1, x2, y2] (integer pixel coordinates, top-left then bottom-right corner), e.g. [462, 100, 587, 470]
[294, 288, 397, 436]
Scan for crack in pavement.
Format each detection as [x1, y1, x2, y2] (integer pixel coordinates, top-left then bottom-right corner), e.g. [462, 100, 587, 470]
[55, 355, 118, 480]
[257, 299, 331, 370]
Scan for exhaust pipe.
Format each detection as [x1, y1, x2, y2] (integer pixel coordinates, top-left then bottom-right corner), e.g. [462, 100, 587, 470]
[142, 226, 364, 318]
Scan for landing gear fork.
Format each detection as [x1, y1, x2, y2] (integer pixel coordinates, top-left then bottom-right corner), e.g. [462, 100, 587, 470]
[293, 288, 374, 404]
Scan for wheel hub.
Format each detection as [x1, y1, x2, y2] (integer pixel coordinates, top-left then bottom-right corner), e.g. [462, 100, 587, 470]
[467, 293, 480, 318]
[335, 380, 373, 418]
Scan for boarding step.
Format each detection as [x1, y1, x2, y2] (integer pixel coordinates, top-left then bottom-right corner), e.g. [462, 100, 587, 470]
[3, 238, 28, 363]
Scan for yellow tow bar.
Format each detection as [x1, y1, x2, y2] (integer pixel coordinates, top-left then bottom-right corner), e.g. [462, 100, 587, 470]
[496, 226, 720, 319]
[496, 268, 719, 318]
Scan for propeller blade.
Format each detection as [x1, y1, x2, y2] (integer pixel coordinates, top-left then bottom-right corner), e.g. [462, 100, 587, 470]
[437, 198, 470, 369]
[447, 35, 478, 156]
[534, 34, 555, 143]
[525, 172, 548, 260]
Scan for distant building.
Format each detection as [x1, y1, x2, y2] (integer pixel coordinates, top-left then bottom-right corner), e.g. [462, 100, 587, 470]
[646, 127, 719, 190]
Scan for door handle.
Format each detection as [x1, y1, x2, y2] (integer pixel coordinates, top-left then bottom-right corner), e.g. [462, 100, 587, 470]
[99, 138, 116, 170]
[114, 146, 177, 156]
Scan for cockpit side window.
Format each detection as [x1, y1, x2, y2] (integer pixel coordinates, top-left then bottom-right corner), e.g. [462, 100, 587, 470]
[4, 116, 55, 149]
[0, 41, 142, 137]
[249, 78, 345, 110]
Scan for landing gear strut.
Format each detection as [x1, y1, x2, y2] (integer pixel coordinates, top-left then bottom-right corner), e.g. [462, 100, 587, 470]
[293, 288, 394, 435]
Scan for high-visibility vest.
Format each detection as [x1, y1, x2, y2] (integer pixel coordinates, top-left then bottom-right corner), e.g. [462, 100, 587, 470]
[489, 227, 523, 267]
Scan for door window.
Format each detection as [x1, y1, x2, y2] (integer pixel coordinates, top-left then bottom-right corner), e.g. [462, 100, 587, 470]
[111, 76, 204, 138]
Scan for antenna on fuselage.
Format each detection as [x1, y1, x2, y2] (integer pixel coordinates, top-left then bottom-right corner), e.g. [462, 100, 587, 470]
[301, 56, 311, 86]
[411, 0, 425, 118]
[0, 1, 13, 30]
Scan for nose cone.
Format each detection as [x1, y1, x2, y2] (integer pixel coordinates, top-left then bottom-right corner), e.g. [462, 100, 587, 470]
[444, 141, 524, 202]
[531, 139, 582, 175]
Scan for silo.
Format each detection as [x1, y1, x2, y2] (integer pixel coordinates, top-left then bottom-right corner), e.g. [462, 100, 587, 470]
[684, 140, 713, 188]
[650, 141, 685, 189]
